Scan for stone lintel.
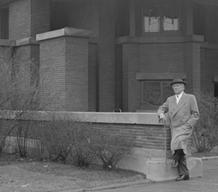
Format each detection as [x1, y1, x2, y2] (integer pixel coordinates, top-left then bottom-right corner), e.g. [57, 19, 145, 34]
[136, 73, 187, 80]
[0, 0, 16, 6]
[0, 110, 162, 125]
[117, 35, 204, 44]
[0, 39, 15, 47]
[201, 43, 218, 50]
[15, 37, 39, 47]
[36, 27, 92, 42]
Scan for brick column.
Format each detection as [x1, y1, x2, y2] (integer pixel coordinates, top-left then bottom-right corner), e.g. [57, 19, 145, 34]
[37, 28, 90, 111]
[98, 0, 116, 111]
[184, 35, 204, 93]
[122, 43, 140, 112]
[12, 38, 40, 109]
[9, 0, 50, 40]
[14, 38, 40, 89]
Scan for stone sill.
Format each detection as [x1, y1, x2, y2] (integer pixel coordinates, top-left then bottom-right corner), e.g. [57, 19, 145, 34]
[0, 110, 162, 125]
[117, 34, 204, 44]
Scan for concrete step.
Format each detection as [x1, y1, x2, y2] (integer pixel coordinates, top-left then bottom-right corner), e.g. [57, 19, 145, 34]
[146, 157, 203, 181]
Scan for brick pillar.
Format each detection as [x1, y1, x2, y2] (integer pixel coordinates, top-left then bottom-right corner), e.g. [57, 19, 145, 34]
[98, 0, 116, 111]
[12, 38, 40, 109]
[122, 43, 140, 112]
[14, 38, 39, 88]
[9, 0, 50, 40]
[9, 0, 31, 39]
[184, 36, 204, 93]
[37, 27, 90, 111]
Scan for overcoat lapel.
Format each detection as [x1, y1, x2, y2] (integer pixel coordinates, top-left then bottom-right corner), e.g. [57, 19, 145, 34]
[171, 93, 186, 118]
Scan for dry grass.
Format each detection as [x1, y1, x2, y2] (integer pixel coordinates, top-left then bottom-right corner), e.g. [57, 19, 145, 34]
[0, 153, 145, 192]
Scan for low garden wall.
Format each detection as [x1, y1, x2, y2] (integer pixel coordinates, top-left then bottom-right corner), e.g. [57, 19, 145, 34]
[0, 110, 170, 175]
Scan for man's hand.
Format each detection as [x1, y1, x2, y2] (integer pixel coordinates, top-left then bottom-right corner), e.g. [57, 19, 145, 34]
[158, 113, 166, 123]
[159, 113, 165, 120]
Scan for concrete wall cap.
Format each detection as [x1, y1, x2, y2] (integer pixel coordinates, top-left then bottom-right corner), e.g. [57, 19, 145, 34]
[15, 37, 38, 47]
[0, 39, 15, 47]
[0, 110, 162, 125]
[36, 27, 92, 41]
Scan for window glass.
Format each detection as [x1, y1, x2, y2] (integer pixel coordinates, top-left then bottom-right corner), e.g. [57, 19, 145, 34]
[143, 0, 180, 33]
[140, 80, 172, 110]
[144, 16, 160, 32]
[163, 17, 179, 31]
[214, 82, 218, 97]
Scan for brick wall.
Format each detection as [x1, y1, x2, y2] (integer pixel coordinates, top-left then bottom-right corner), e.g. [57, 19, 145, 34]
[98, 0, 116, 111]
[9, 0, 50, 40]
[0, 110, 170, 153]
[200, 47, 218, 95]
[65, 37, 88, 111]
[88, 41, 98, 111]
[9, 0, 31, 39]
[119, 35, 203, 111]
[14, 39, 39, 88]
[37, 28, 89, 111]
[39, 37, 66, 110]
[31, 0, 50, 36]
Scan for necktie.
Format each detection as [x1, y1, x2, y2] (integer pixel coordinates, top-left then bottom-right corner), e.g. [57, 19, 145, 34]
[176, 95, 179, 104]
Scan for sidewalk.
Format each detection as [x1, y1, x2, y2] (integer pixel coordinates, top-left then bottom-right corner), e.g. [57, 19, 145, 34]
[94, 158, 218, 192]
[0, 155, 218, 192]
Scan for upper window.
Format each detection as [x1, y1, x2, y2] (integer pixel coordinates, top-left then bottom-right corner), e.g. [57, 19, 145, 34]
[143, 0, 181, 33]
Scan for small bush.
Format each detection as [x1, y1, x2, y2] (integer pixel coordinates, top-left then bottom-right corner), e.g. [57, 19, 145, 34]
[89, 129, 134, 170]
[40, 121, 134, 169]
[193, 93, 218, 152]
[40, 121, 74, 163]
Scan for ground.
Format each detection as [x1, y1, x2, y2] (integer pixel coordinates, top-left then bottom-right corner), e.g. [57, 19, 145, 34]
[0, 152, 218, 192]
[0, 153, 145, 192]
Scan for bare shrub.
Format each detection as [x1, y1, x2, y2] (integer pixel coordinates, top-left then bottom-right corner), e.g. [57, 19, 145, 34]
[193, 93, 218, 152]
[40, 121, 94, 167]
[89, 129, 134, 170]
[40, 121, 134, 169]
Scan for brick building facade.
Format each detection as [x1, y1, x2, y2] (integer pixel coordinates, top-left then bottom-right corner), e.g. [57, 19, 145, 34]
[0, 0, 218, 112]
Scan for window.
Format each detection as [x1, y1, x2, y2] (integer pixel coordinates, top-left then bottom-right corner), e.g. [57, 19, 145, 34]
[0, 7, 9, 39]
[140, 80, 173, 110]
[143, 0, 180, 33]
[214, 82, 218, 98]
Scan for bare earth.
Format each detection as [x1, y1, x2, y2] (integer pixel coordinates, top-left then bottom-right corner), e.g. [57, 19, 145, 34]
[0, 154, 145, 192]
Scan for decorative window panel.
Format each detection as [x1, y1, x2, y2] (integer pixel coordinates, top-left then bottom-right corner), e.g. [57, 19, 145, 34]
[144, 16, 160, 32]
[143, 0, 181, 33]
[140, 80, 172, 110]
[163, 17, 179, 31]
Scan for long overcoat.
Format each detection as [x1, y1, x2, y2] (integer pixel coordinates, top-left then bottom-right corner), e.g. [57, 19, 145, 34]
[158, 93, 199, 155]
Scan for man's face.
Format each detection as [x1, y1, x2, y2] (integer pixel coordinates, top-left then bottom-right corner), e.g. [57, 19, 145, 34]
[172, 83, 185, 95]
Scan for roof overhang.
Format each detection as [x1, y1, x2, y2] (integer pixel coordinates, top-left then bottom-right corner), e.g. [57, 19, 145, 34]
[193, 0, 218, 6]
[0, 0, 17, 6]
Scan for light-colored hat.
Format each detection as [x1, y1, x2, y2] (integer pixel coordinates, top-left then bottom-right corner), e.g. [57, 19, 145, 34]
[170, 78, 186, 86]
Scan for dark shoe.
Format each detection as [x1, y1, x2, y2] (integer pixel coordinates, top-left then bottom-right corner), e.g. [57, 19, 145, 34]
[175, 175, 190, 181]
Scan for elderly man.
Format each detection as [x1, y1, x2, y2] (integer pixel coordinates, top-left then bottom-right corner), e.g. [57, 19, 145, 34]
[157, 79, 199, 181]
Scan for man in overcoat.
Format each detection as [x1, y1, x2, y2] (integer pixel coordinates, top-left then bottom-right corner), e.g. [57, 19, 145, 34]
[157, 79, 199, 181]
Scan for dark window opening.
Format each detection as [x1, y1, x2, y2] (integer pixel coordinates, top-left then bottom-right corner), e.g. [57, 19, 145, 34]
[214, 82, 218, 97]
[0, 7, 9, 39]
[140, 80, 173, 110]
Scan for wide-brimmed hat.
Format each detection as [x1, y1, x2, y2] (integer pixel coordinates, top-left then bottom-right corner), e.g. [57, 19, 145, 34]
[170, 78, 186, 86]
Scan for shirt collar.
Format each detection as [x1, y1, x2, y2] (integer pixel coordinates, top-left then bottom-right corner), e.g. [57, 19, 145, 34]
[176, 91, 184, 100]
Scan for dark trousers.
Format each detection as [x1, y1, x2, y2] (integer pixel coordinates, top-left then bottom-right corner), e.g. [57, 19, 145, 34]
[173, 149, 189, 176]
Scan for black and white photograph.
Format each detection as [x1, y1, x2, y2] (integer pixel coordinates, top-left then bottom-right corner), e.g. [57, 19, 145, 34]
[0, 0, 217, 191]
